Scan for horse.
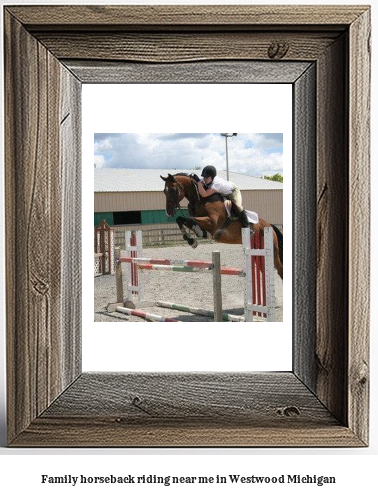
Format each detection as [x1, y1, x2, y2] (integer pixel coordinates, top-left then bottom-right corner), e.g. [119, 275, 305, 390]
[161, 173, 283, 279]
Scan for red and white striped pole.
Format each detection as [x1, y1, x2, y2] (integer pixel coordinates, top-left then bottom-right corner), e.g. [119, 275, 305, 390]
[242, 227, 276, 322]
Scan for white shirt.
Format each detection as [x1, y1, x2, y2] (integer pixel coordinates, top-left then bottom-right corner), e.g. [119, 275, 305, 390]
[200, 176, 235, 196]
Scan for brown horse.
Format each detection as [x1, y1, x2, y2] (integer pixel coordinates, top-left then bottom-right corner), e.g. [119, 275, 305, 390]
[161, 173, 283, 279]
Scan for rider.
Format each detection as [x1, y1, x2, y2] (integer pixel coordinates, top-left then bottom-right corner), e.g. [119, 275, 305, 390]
[191, 165, 250, 228]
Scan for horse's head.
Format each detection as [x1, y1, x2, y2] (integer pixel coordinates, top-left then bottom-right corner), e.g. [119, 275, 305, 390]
[160, 174, 185, 217]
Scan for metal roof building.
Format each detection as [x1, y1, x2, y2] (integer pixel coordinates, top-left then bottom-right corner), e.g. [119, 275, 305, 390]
[94, 168, 283, 228]
[95, 168, 282, 192]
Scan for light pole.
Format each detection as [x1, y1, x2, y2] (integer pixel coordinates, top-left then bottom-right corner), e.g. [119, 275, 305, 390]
[220, 133, 237, 180]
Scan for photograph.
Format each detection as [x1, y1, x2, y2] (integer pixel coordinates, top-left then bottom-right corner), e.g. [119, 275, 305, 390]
[93, 133, 284, 323]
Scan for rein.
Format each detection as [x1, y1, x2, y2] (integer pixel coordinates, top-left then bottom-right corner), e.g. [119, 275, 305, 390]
[173, 178, 185, 209]
[172, 175, 200, 210]
[192, 180, 201, 202]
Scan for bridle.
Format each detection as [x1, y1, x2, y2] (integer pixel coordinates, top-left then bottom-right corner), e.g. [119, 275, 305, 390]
[173, 179, 184, 209]
[165, 175, 200, 212]
[167, 177, 200, 208]
[164, 177, 184, 210]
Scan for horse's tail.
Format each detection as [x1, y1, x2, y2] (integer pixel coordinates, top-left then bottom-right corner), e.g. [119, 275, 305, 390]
[270, 224, 283, 264]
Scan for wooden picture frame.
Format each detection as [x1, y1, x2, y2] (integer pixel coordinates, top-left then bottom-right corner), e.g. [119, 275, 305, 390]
[4, 5, 370, 447]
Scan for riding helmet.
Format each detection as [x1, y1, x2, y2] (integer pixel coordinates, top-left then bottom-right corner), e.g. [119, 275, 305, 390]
[201, 165, 217, 179]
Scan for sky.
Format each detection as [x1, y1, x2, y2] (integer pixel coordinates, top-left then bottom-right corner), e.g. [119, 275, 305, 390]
[94, 133, 283, 177]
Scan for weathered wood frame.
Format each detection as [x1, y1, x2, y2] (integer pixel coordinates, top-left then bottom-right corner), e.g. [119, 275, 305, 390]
[4, 5, 370, 447]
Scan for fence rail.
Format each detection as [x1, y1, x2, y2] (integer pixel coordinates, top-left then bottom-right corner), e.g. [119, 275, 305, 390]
[114, 227, 192, 248]
[113, 224, 283, 248]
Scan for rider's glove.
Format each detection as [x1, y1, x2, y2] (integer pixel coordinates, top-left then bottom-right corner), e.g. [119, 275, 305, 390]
[190, 173, 201, 182]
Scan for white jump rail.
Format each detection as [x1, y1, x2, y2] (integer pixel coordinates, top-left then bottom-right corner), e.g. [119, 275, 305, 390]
[114, 228, 276, 322]
[125, 229, 144, 302]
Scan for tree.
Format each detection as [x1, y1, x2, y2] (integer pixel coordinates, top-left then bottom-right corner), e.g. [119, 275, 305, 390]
[264, 173, 283, 183]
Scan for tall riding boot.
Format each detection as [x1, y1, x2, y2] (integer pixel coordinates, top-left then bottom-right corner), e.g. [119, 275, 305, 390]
[239, 209, 250, 228]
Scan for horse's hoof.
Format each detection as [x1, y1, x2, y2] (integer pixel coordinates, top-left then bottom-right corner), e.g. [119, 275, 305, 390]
[189, 239, 198, 248]
[213, 229, 223, 239]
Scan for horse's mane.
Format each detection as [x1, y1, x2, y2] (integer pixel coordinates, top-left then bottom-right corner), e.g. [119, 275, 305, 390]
[173, 172, 192, 178]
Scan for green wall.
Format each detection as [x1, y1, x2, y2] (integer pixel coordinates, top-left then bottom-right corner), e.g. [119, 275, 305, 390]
[141, 209, 188, 224]
[94, 212, 114, 226]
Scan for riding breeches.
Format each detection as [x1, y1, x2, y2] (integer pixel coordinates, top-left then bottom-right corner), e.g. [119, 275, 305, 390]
[227, 187, 244, 213]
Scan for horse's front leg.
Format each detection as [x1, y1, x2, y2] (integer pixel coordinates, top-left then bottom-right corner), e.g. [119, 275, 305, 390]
[176, 216, 198, 248]
[190, 216, 216, 238]
[192, 215, 225, 240]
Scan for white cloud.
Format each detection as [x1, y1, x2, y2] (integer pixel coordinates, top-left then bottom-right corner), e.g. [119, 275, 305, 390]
[93, 133, 284, 177]
[94, 138, 113, 153]
[94, 155, 106, 169]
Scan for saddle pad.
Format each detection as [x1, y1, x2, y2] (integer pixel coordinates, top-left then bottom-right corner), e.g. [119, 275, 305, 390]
[245, 209, 259, 224]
